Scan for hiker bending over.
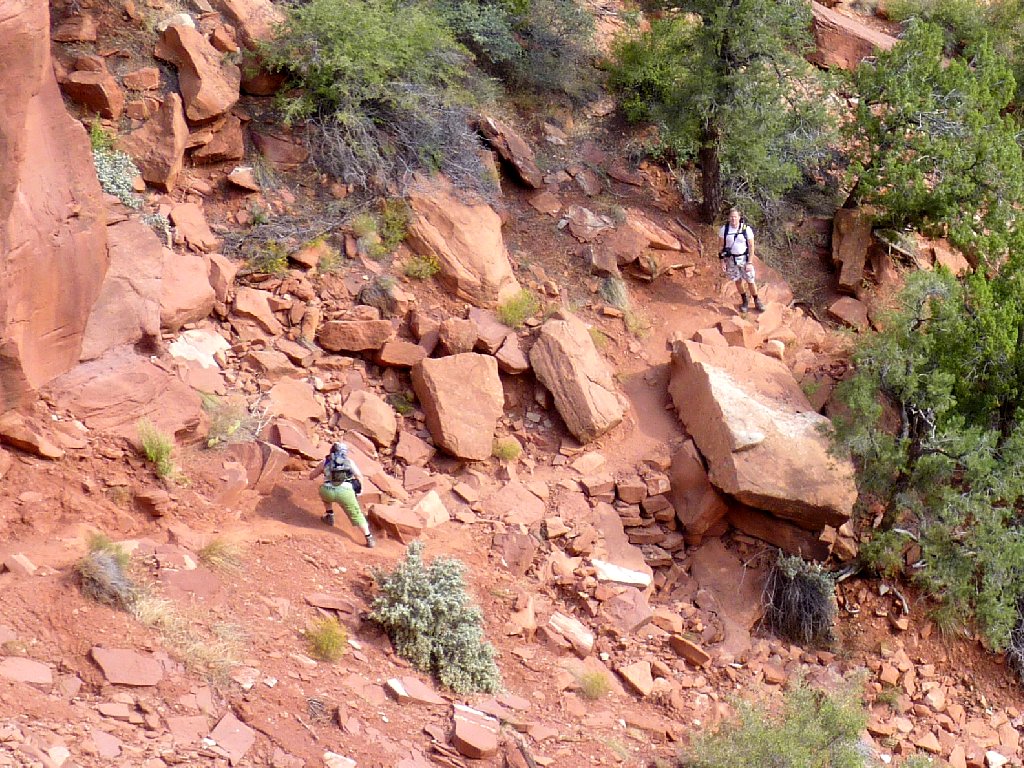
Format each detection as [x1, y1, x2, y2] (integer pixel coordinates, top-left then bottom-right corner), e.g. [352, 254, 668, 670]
[718, 207, 765, 314]
[309, 442, 376, 548]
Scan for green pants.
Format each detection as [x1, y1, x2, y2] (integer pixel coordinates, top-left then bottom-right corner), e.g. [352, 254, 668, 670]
[319, 482, 367, 527]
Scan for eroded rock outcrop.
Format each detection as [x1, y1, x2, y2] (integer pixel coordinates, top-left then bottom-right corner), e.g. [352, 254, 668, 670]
[0, 0, 108, 412]
[809, 2, 897, 71]
[668, 340, 856, 530]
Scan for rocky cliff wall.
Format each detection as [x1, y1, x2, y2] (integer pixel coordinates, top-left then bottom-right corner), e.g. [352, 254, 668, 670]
[0, 0, 108, 412]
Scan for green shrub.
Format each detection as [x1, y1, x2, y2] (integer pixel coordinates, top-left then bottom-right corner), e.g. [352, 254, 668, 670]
[305, 617, 348, 661]
[92, 146, 142, 209]
[380, 198, 411, 252]
[762, 553, 837, 647]
[859, 529, 908, 578]
[436, 0, 597, 99]
[492, 436, 522, 462]
[89, 117, 115, 151]
[623, 308, 649, 338]
[577, 671, 610, 700]
[1009, 602, 1024, 682]
[388, 392, 416, 415]
[405, 254, 441, 279]
[202, 394, 264, 448]
[261, 0, 490, 193]
[246, 241, 289, 275]
[137, 419, 176, 479]
[370, 541, 501, 693]
[684, 681, 869, 768]
[497, 289, 540, 328]
[599, 276, 629, 310]
[351, 213, 379, 239]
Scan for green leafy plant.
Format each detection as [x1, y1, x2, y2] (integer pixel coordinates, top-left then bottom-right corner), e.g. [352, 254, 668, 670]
[388, 392, 416, 415]
[379, 198, 411, 251]
[89, 117, 115, 151]
[351, 213, 379, 239]
[246, 241, 290, 275]
[684, 680, 869, 768]
[577, 671, 610, 700]
[492, 436, 522, 462]
[370, 541, 500, 693]
[497, 289, 540, 328]
[762, 553, 837, 647]
[588, 327, 610, 350]
[137, 419, 176, 479]
[405, 253, 441, 279]
[305, 617, 349, 661]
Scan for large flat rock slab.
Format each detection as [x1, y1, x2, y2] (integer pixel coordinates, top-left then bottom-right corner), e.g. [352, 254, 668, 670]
[669, 340, 856, 530]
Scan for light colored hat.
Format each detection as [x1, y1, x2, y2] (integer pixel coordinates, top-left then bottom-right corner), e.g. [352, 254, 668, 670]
[332, 442, 349, 454]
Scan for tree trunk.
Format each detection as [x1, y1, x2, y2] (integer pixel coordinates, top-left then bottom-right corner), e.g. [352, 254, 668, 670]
[699, 125, 722, 224]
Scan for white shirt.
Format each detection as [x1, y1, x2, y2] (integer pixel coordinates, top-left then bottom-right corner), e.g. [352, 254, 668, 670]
[719, 223, 753, 255]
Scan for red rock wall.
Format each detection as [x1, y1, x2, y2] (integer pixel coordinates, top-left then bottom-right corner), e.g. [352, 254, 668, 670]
[0, 0, 108, 412]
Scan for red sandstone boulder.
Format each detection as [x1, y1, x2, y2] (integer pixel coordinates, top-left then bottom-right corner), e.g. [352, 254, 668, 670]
[160, 249, 216, 331]
[117, 93, 188, 191]
[809, 2, 897, 71]
[832, 207, 872, 295]
[0, 0, 108, 412]
[191, 114, 245, 164]
[406, 176, 521, 308]
[156, 25, 240, 123]
[81, 218, 164, 360]
[61, 70, 124, 119]
[477, 116, 543, 188]
[530, 311, 627, 443]
[668, 340, 856, 530]
[170, 202, 220, 252]
[319, 319, 395, 352]
[210, 0, 285, 48]
[828, 296, 870, 331]
[412, 353, 504, 460]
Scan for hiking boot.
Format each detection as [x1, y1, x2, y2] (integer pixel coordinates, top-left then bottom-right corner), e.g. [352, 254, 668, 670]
[365, 531, 377, 549]
[321, 512, 335, 527]
[754, 296, 765, 312]
[738, 295, 749, 314]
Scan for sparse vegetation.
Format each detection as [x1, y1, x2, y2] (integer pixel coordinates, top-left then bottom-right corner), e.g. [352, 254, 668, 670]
[492, 436, 522, 462]
[92, 143, 142, 210]
[405, 253, 441, 279]
[137, 419, 177, 479]
[202, 394, 266, 448]
[76, 533, 137, 610]
[198, 538, 244, 572]
[350, 213, 379, 239]
[684, 680, 869, 768]
[379, 198, 411, 252]
[577, 670, 611, 700]
[875, 684, 903, 709]
[599, 276, 630, 310]
[370, 541, 500, 693]
[762, 553, 837, 647]
[623, 308, 650, 338]
[89, 117, 115, 151]
[305, 616, 349, 661]
[388, 392, 417, 415]
[246, 240, 290, 275]
[589, 327, 610, 350]
[1009, 602, 1024, 682]
[497, 289, 540, 328]
[859, 529, 908, 579]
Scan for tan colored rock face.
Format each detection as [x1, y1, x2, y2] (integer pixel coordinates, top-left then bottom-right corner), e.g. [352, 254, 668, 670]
[668, 340, 857, 530]
[0, 0, 108, 412]
[406, 177, 521, 308]
[530, 311, 627, 443]
[411, 353, 504, 460]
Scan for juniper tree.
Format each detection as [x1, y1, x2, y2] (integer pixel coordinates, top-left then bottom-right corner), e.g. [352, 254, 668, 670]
[610, 0, 831, 221]
[846, 21, 1024, 256]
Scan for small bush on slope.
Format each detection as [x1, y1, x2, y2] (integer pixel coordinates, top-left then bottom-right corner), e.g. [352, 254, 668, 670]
[683, 680, 868, 768]
[370, 541, 500, 693]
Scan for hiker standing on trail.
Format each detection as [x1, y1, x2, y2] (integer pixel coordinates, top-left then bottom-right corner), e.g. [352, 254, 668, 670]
[718, 208, 765, 314]
[309, 442, 376, 548]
